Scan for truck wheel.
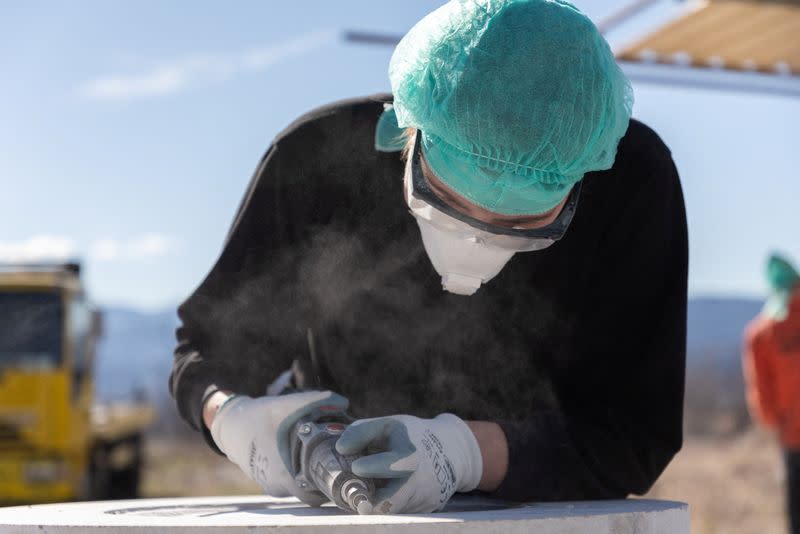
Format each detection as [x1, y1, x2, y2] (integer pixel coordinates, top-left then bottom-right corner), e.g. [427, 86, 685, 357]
[108, 435, 142, 499]
[89, 445, 111, 500]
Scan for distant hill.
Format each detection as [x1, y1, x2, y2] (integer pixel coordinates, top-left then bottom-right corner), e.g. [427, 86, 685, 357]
[93, 297, 766, 434]
[94, 297, 766, 396]
[684, 297, 763, 434]
[94, 307, 178, 403]
[687, 297, 762, 367]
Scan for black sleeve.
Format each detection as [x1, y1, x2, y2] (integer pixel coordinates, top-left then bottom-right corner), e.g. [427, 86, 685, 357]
[494, 130, 688, 500]
[168, 95, 391, 451]
[169, 142, 297, 450]
[169, 109, 323, 440]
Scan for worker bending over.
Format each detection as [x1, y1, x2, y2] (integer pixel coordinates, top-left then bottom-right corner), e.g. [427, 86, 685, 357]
[743, 253, 800, 534]
[170, 0, 688, 514]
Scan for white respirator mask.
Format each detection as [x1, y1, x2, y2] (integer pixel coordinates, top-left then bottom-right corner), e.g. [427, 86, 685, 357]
[403, 131, 581, 296]
[405, 179, 513, 295]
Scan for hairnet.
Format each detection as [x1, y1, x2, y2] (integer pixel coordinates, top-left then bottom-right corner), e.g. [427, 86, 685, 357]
[388, 0, 633, 215]
[763, 253, 800, 321]
[766, 253, 799, 292]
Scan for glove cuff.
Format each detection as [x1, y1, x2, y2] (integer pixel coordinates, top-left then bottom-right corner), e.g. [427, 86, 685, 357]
[209, 395, 248, 455]
[435, 413, 483, 493]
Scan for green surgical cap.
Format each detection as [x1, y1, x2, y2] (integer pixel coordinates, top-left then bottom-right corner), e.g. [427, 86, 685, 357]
[389, 0, 634, 215]
[766, 253, 799, 292]
[763, 253, 800, 320]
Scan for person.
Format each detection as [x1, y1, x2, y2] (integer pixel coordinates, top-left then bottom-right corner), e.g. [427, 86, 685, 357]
[169, 0, 688, 514]
[743, 253, 800, 534]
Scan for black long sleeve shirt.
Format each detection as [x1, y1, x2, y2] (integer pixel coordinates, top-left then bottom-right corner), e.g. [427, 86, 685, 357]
[170, 93, 688, 502]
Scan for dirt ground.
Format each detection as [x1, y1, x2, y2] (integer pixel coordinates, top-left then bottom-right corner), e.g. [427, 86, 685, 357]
[142, 427, 791, 534]
[646, 429, 788, 534]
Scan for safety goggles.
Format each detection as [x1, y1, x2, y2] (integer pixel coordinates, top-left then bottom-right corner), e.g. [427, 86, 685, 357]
[407, 130, 581, 252]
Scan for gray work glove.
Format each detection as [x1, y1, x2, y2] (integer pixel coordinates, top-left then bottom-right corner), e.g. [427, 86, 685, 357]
[336, 413, 483, 514]
[210, 391, 349, 505]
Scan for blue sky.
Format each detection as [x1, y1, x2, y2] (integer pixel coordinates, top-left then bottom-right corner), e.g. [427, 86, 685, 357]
[1, 1, 798, 310]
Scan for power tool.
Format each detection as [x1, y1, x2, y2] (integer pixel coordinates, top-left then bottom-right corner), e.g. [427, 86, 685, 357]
[289, 409, 375, 514]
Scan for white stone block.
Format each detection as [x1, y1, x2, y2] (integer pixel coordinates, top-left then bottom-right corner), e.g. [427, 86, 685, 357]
[0, 495, 689, 533]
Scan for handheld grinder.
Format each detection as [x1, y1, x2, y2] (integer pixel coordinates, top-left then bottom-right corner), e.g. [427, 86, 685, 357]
[289, 410, 375, 514]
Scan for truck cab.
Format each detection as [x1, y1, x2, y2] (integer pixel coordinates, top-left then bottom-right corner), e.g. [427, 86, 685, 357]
[0, 263, 152, 504]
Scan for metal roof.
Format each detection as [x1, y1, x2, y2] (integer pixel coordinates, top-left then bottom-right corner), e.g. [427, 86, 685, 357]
[342, 0, 800, 97]
[617, 0, 800, 75]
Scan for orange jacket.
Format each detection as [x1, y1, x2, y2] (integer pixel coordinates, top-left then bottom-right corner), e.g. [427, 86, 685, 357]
[743, 290, 800, 448]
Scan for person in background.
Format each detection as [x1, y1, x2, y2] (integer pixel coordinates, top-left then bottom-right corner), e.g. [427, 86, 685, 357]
[743, 253, 800, 534]
[170, 0, 688, 514]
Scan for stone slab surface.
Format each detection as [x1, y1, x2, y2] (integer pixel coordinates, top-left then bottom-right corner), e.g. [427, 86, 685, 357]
[0, 495, 689, 533]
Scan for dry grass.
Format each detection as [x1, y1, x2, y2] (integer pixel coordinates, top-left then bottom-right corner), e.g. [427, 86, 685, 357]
[141, 437, 260, 497]
[142, 427, 791, 533]
[645, 428, 788, 534]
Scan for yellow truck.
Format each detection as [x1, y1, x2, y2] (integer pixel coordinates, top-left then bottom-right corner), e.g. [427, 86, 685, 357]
[0, 263, 154, 504]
